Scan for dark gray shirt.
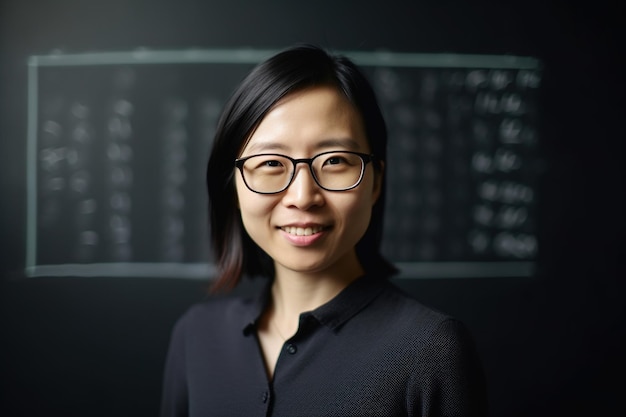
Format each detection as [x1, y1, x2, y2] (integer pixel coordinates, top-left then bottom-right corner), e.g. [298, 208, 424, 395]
[160, 275, 487, 416]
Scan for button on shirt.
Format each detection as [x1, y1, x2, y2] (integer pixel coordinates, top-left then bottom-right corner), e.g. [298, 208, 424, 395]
[160, 274, 487, 417]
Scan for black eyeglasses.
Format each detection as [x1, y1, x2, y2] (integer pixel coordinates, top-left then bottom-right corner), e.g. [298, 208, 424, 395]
[234, 151, 375, 194]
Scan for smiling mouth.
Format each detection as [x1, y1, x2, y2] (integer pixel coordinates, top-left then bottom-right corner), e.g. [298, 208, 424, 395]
[280, 226, 326, 236]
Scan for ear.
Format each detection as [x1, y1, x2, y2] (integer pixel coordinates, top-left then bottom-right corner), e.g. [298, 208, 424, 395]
[371, 161, 384, 205]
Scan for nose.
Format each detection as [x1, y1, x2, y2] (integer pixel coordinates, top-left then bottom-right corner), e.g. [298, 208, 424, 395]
[281, 164, 325, 209]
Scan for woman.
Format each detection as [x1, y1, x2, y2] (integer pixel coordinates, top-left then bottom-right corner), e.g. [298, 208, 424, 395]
[161, 45, 487, 417]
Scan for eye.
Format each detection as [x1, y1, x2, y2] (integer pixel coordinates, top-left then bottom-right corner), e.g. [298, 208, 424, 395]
[248, 156, 286, 170]
[263, 159, 283, 168]
[323, 155, 347, 166]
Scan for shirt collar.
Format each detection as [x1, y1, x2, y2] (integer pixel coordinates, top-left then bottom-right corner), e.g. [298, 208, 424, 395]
[241, 273, 387, 335]
[241, 281, 271, 336]
[308, 273, 387, 330]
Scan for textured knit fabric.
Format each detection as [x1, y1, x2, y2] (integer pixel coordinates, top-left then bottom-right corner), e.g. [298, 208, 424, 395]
[160, 274, 487, 417]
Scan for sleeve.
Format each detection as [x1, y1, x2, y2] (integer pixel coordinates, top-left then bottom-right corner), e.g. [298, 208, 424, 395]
[407, 318, 488, 417]
[160, 316, 189, 417]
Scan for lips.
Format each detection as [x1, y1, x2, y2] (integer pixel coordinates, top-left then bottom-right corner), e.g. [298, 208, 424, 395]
[280, 225, 326, 236]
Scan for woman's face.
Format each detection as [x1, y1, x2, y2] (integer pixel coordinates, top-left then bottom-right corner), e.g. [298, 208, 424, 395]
[235, 85, 382, 278]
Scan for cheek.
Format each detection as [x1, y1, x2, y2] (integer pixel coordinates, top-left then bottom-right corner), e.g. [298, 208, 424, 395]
[339, 186, 376, 236]
[355, 176, 379, 230]
[235, 176, 275, 229]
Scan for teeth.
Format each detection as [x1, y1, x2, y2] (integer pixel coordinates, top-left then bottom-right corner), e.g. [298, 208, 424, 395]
[282, 226, 324, 236]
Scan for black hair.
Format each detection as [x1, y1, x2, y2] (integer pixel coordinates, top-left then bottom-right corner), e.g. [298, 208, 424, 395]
[207, 44, 397, 292]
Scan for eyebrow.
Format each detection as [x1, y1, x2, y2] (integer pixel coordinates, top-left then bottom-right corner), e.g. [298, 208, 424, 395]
[245, 138, 363, 154]
[244, 141, 290, 154]
[315, 138, 362, 151]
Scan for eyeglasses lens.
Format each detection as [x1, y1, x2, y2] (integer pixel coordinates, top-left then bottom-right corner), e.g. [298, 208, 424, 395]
[241, 152, 365, 193]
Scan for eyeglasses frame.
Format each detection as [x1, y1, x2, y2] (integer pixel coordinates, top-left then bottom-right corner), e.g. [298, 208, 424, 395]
[234, 150, 375, 194]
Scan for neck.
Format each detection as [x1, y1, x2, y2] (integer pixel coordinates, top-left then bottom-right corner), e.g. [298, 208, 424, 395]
[268, 257, 364, 338]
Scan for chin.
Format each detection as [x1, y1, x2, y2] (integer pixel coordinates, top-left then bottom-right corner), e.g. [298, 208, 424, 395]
[276, 258, 334, 275]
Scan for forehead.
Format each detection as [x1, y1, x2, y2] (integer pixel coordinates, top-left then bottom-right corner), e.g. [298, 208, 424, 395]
[241, 85, 369, 155]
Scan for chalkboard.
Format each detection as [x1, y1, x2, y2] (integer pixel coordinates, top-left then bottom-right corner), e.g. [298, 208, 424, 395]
[25, 49, 542, 279]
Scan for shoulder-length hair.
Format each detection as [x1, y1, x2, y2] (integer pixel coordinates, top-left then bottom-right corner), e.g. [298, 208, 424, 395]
[207, 44, 397, 292]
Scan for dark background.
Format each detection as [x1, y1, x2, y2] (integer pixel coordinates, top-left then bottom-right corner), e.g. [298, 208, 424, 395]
[1, 1, 624, 416]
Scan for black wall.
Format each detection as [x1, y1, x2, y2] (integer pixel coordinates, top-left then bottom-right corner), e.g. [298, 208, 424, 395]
[1, 1, 624, 416]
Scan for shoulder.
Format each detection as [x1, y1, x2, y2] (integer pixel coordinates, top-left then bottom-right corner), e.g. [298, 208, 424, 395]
[171, 295, 258, 336]
[376, 284, 486, 394]
[375, 282, 454, 329]
[378, 288, 488, 415]
[370, 282, 477, 353]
